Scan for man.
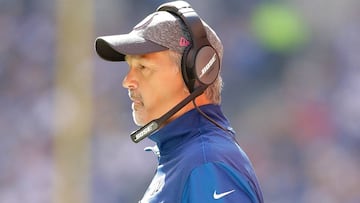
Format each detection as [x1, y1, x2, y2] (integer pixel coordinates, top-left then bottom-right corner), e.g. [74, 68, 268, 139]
[95, 1, 263, 202]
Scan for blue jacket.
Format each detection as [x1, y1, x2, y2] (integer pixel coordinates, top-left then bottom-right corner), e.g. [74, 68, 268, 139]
[140, 104, 264, 203]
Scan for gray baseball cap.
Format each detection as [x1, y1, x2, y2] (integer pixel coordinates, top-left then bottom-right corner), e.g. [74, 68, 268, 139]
[95, 10, 223, 63]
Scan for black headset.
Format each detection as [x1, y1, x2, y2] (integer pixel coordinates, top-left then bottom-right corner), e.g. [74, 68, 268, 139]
[157, 1, 220, 93]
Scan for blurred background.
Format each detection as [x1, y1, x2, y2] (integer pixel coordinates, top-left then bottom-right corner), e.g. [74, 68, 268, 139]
[1, 0, 359, 202]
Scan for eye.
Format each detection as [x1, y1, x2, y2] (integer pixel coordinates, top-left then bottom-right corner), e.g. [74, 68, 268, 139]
[137, 64, 146, 70]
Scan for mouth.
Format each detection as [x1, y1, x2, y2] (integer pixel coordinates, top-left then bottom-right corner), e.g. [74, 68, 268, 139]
[129, 91, 143, 110]
[131, 99, 144, 111]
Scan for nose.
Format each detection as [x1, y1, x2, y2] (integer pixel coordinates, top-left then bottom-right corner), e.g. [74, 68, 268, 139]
[122, 67, 138, 89]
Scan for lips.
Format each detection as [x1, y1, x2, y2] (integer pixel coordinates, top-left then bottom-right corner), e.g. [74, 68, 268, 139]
[132, 102, 142, 111]
[129, 91, 143, 110]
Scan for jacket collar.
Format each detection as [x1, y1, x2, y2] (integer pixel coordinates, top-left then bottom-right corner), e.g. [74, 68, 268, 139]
[149, 104, 229, 152]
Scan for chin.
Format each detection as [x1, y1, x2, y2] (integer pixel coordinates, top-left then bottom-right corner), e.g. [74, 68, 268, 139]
[132, 115, 143, 126]
[132, 112, 147, 127]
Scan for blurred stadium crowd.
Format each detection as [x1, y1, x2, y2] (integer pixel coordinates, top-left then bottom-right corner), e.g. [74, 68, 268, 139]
[0, 0, 359, 202]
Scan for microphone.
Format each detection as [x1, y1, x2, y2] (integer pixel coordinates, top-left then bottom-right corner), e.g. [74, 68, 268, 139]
[130, 85, 207, 143]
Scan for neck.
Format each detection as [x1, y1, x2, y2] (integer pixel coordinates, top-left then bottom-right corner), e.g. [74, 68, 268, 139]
[165, 93, 210, 124]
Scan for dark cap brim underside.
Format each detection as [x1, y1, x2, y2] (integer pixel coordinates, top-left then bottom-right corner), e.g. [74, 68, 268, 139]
[95, 34, 168, 61]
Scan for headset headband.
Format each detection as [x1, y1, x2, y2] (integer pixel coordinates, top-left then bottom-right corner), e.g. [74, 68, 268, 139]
[157, 1, 220, 92]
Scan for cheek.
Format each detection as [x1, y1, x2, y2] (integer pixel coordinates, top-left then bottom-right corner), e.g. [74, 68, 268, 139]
[135, 70, 186, 124]
[146, 76, 186, 109]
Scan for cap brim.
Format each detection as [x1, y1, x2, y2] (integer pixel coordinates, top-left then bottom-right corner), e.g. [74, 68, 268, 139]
[95, 34, 168, 61]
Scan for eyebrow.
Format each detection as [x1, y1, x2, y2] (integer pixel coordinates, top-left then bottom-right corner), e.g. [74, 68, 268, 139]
[126, 54, 158, 68]
[125, 55, 140, 66]
[125, 55, 136, 63]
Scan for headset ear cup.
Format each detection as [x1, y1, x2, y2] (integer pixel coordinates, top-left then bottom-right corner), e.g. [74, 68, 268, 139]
[182, 45, 220, 93]
[194, 46, 220, 87]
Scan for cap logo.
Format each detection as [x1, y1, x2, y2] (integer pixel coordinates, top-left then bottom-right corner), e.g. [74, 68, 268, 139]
[179, 37, 190, 47]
